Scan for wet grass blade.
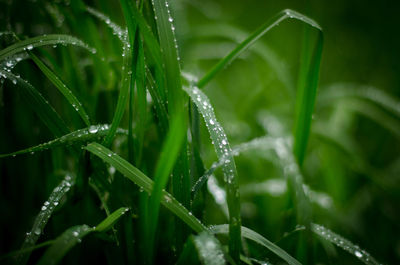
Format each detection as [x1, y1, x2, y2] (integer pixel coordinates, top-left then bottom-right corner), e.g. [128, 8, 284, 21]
[29, 53, 91, 126]
[0, 34, 96, 61]
[0, 124, 126, 158]
[86, 7, 127, 42]
[36, 225, 94, 265]
[210, 225, 301, 265]
[102, 0, 137, 147]
[84, 142, 206, 233]
[18, 174, 75, 265]
[184, 85, 242, 262]
[311, 223, 380, 265]
[197, 9, 322, 88]
[37, 207, 130, 265]
[95, 207, 130, 232]
[0, 70, 70, 137]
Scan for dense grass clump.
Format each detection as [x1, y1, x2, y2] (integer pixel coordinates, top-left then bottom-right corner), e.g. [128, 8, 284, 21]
[1, 0, 399, 264]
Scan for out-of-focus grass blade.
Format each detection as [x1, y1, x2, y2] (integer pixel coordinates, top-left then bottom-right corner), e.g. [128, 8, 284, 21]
[197, 9, 322, 88]
[29, 53, 91, 126]
[37, 207, 130, 265]
[95, 207, 130, 232]
[0, 124, 126, 158]
[148, 113, 186, 253]
[311, 223, 380, 265]
[319, 83, 400, 118]
[0, 34, 96, 61]
[0, 70, 69, 137]
[36, 225, 94, 265]
[193, 231, 226, 265]
[84, 142, 206, 233]
[184, 85, 242, 262]
[210, 225, 301, 265]
[17, 174, 75, 265]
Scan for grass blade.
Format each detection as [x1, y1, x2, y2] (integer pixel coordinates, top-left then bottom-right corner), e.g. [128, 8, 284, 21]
[197, 9, 322, 88]
[0, 70, 70, 137]
[84, 142, 206, 233]
[0, 124, 126, 158]
[18, 174, 74, 265]
[36, 225, 94, 265]
[95, 207, 130, 232]
[311, 223, 380, 265]
[210, 224, 301, 265]
[37, 207, 130, 265]
[0, 34, 96, 61]
[86, 7, 127, 42]
[148, 113, 186, 253]
[29, 53, 91, 126]
[184, 85, 242, 262]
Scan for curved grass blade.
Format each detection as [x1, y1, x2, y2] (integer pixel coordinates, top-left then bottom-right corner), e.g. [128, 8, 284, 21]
[0, 124, 127, 158]
[18, 174, 75, 265]
[86, 7, 127, 42]
[95, 207, 130, 232]
[0, 240, 54, 262]
[320, 83, 400, 118]
[37, 207, 130, 265]
[311, 223, 380, 265]
[184, 85, 241, 262]
[210, 224, 301, 265]
[193, 231, 226, 265]
[197, 9, 322, 88]
[84, 142, 207, 233]
[193, 24, 294, 95]
[0, 34, 96, 62]
[0, 70, 70, 137]
[29, 53, 91, 126]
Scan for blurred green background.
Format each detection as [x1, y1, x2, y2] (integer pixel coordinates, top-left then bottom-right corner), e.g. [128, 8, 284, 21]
[0, 0, 399, 264]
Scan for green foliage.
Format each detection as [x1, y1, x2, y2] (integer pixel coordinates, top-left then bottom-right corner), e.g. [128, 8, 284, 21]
[1, 1, 398, 264]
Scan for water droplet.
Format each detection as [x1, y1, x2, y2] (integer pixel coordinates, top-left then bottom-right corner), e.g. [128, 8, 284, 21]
[34, 228, 41, 235]
[73, 231, 79, 237]
[27, 44, 34, 50]
[88, 125, 98, 134]
[355, 250, 363, 258]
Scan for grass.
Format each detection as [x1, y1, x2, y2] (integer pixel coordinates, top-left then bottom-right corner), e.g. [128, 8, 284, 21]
[1, 0, 399, 264]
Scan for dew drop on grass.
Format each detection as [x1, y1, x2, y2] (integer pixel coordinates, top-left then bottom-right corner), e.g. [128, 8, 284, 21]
[88, 125, 99, 134]
[26, 44, 34, 51]
[34, 228, 41, 235]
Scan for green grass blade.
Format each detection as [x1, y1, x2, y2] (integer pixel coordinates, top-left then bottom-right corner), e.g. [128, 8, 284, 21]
[311, 223, 380, 265]
[95, 207, 130, 232]
[293, 28, 323, 166]
[18, 174, 74, 265]
[210, 225, 301, 265]
[151, 0, 184, 117]
[0, 124, 126, 158]
[102, 0, 137, 147]
[36, 225, 94, 265]
[197, 9, 322, 88]
[148, 112, 186, 254]
[184, 85, 242, 262]
[320, 83, 400, 119]
[193, 231, 226, 265]
[0, 70, 70, 137]
[0, 240, 55, 262]
[86, 6, 127, 42]
[36, 207, 129, 265]
[29, 53, 91, 126]
[84, 142, 206, 233]
[0, 34, 96, 62]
